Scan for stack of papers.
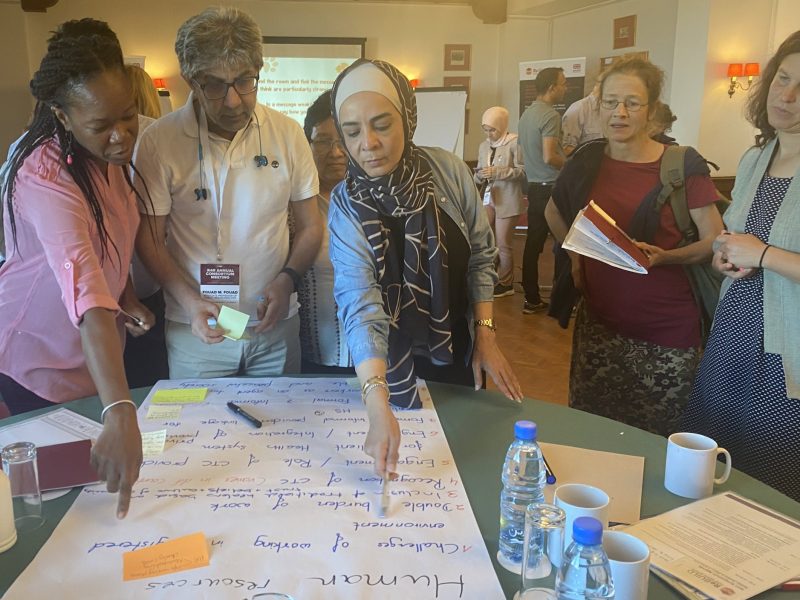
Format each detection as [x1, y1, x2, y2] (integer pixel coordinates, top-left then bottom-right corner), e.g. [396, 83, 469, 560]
[623, 493, 800, 599]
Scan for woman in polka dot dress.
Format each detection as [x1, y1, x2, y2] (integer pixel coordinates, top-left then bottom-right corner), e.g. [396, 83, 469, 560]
[683, 31, 800, 501]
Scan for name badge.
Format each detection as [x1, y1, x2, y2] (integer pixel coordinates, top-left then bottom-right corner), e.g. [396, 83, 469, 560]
[482, 186, 492, 206]
[200, 263, 240, 308]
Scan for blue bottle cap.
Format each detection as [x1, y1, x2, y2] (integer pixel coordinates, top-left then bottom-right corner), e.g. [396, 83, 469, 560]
[514, 420, 537, 441]
[572, 516, 603, 545]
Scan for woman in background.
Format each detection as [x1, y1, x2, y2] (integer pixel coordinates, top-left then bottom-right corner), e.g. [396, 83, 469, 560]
[298, 90, 352, 373]
[329, 59, 521, 476]
[474, 106, 526, 297]
[544, 58, 722, 436]
[125, 64, 161, 121]
[683, 31, 800, 501]
[123, 63, 169, 388]
[0, 19, 152, 518]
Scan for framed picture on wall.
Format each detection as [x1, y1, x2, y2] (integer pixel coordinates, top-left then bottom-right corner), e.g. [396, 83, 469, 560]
[444, 44, 471, 71]
[613, 15, 637, 49]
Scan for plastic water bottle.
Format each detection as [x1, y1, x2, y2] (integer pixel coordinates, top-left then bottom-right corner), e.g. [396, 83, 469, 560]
[555, 517, 615, 599]
[498, 420, 546, 572]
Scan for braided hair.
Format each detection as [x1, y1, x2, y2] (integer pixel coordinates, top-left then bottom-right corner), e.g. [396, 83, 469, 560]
[2, 18, 151, 263]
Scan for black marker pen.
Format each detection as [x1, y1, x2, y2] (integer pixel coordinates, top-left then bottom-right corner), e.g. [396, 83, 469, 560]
[226, 402, 262, 428]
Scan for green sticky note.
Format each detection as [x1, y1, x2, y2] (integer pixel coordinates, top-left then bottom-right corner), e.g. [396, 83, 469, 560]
[217, 305, 250, 340]
[151, 388, 208, 404]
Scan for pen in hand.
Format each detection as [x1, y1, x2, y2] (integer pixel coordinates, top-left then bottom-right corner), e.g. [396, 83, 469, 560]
[226, 402, 262, 428]
[542, 452, 557, 485]
[377, 473, 390, 518]
[119, 308, 145, 328]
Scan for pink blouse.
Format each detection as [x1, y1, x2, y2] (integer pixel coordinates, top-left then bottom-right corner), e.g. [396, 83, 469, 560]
[0, 139, 139, 402]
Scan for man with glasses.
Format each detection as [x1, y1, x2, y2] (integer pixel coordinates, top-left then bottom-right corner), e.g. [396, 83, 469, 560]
[296, 91, 353, 373]
[134, 7, 321, 378]
[518, 67, 567, 315]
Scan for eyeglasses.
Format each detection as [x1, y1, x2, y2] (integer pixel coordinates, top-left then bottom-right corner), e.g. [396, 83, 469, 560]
[310, 138, 345, 154]
[600, 98, 648, 112]
[194, 76, 259, 101]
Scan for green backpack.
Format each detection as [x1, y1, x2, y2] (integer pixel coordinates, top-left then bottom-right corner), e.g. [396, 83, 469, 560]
[655, 145, 729, 344]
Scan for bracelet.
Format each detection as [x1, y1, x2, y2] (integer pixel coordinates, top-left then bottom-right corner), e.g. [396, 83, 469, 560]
[361, 375, 389, 404]
[280, 266, 302, 292]
[100, 399, 137, 423]
[758, 244, 771, 269]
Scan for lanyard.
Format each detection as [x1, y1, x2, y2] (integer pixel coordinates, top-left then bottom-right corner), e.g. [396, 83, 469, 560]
[197, 105, 232, 262]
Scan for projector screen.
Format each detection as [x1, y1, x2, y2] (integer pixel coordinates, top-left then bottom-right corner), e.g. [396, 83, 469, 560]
[258, 36, 365, 126]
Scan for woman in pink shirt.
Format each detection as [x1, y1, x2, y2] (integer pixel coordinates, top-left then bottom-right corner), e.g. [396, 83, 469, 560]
[0, 19, 154, 519]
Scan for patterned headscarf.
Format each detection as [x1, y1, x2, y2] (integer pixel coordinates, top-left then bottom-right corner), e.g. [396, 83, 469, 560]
[331, 59, 453, 409]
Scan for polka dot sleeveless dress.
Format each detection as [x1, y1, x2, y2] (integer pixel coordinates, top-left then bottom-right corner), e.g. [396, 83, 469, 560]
[683, 175, 800, 502]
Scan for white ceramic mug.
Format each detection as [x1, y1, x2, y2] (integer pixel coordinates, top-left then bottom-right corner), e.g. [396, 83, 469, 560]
[664, 432, 732, 499]
[553, 483, 610, 541]
[603, 530, 650, 600]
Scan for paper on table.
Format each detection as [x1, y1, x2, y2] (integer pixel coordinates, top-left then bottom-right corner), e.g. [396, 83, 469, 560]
[539, 442, 644, 526]
[151, 388, 207, 404]
[122, 532, 209, 581]
[216, 305, 249, 340]
[146, 405, 183, 420]
[140, 429, 167, 458]
[6, 377, 506, 599]
[624, 493, 800, 600]
[0, 408, 102, 449]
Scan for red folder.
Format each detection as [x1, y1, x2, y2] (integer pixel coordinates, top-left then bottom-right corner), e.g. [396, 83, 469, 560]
[36, 439, 101, 491]
[582, 201, 651, 270]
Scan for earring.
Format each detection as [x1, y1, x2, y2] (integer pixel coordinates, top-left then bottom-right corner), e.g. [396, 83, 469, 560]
[65, 131, 74, 166]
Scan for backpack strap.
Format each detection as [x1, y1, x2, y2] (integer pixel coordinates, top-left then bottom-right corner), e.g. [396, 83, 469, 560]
[659, 145, 697, 245]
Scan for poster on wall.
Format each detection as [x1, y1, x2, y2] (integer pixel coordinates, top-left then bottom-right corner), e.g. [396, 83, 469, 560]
[518, 56, 586, 119]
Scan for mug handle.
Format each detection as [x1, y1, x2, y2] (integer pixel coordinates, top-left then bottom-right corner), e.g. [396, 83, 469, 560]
[715, 447, 732, 484]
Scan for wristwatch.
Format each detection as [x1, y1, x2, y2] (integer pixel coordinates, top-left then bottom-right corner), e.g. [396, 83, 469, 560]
[473, 318, 496, 332]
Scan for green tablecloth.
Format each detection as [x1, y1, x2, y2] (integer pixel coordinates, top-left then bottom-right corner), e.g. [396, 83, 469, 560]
[1, 382, 798, 599]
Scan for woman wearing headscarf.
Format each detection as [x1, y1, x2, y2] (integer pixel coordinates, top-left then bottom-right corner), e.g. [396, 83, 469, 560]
[474, 106, 526, 297]
[329, 59, 522, 475]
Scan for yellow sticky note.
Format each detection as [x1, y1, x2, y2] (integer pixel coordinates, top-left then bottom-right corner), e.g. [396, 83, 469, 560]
[151, 388, 208, 404]
[141, 429, 167, 458]
[217, 305, 250, 340]
[123, 532, 209, 581]
[146, 405, 182, 420]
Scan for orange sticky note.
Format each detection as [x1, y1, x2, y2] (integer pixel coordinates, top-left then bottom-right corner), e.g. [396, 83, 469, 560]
[123, 532, 209, 581]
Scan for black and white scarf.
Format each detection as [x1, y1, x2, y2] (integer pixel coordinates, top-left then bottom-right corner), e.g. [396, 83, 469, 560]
[332, 59, 453, 408]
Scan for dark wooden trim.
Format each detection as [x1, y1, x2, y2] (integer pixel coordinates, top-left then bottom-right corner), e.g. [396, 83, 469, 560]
[712, 176, 735, 200]
[262, 36, 366, 58]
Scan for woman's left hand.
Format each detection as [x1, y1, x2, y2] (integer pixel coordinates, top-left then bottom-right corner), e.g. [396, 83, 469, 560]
[713, 232, 767, 270]
[119, 298, 155, 337]
[472, 328, 523, 402]
[635, 241, 670, 267]
[478, 166, 494, 179]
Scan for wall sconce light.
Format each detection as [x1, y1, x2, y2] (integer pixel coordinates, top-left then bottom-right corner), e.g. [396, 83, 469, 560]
[409, 78, 420, 89]
[727, 63, 760, 98]
[153, 78, 167, 90]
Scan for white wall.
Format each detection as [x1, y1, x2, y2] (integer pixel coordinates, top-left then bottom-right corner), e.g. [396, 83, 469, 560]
[0, 5, 33, 154]
[693, 0, 774, 176]
[497, 16, 551, 124]
[550, 0, 679, 96]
